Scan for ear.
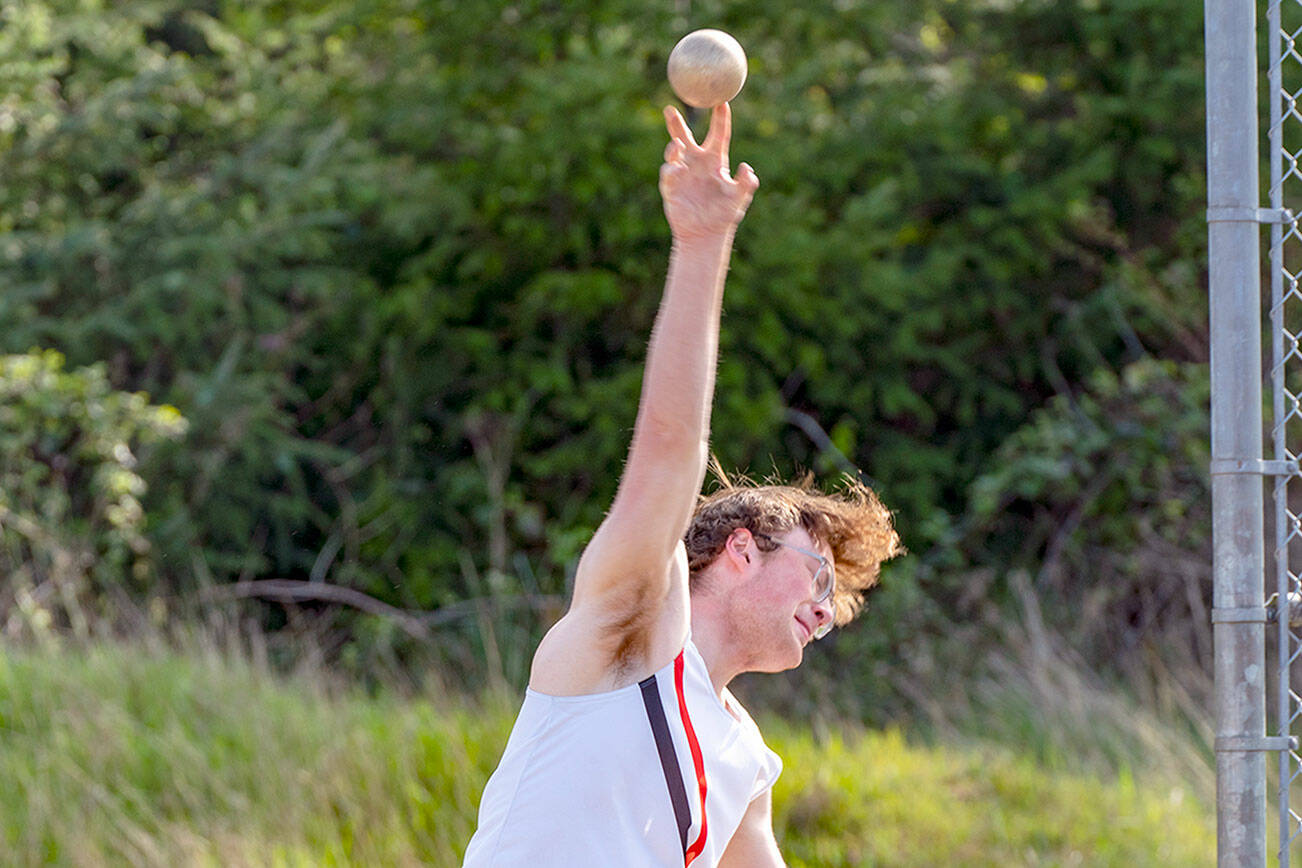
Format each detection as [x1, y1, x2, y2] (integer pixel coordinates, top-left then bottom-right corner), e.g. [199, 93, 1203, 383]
[723, 527, 754, 569]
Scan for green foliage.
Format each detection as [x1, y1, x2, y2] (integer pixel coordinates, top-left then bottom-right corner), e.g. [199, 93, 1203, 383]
[969, 359, 1209, 557]
[961, 359, 1211, 693]
[0, 642, 1218, 866]
[0, 0, 1211, 701]
[735, 357, 1212, 728]
[0, 350, 186, 634]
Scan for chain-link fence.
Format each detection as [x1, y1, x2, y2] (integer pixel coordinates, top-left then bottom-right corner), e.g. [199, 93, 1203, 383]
[1272, 0, 1302, 860]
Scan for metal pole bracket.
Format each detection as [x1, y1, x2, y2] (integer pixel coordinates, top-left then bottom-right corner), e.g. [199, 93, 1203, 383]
[1215, 735, 1299, 753]
[1206, 207, 1295, 224]
[1213, 606, 1270, 624]
[1209, 458, 1300, 476]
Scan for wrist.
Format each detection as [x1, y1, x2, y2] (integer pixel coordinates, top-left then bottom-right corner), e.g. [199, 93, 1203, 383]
[670, 229, 736, 256]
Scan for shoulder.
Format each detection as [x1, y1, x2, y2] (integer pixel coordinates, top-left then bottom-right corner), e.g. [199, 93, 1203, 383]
[720, 686, 784, 791]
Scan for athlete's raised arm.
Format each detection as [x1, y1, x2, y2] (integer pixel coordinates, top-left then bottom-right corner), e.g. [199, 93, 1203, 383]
[529, 103, 758, 694]
[578, 104, 757, 604]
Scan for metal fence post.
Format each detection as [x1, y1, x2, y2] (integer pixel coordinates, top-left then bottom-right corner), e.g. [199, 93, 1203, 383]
[1207, 0, 1268, 863]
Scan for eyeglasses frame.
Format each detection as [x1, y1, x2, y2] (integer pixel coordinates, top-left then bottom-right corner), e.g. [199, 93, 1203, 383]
[753, 532, 836, 639]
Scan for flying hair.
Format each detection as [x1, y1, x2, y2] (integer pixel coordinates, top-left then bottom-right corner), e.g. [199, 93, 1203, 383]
[683, 456, 904, 626]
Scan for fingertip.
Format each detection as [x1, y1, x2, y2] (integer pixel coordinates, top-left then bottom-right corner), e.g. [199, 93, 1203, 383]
[664, 105, 698, 145]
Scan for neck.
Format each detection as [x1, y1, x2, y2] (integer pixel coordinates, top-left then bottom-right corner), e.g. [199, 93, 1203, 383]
[689, 602, 743, 698]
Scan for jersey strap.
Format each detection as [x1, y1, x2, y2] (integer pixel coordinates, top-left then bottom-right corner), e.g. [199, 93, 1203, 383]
[639, 669, 692, 852]
[674, 649, 709, 864]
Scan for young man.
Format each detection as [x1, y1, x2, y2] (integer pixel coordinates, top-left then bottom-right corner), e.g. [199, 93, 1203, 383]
[463, 103, 901, 867]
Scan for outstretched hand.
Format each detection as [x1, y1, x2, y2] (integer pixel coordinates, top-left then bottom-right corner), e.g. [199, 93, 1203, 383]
[659, 103, 759, 242]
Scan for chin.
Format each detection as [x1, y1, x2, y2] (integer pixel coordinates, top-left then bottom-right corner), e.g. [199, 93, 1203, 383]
[771, 641, 804, 673]
[748, 641, 802, 674]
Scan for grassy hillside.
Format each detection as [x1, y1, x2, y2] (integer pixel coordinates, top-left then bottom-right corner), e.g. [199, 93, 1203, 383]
[0, 642, 1213, 866]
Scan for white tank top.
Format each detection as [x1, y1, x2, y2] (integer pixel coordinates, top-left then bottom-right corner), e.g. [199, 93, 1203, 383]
[462, 639, 783, 867]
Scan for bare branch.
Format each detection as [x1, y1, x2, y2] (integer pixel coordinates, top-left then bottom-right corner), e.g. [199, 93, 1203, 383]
[204, 580, 432, 640]
[199, 580, 566, 641]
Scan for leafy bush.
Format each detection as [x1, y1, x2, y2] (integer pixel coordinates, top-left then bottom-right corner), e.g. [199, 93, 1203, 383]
[0, 350, 186, 636]
[848, 358, 1213, 722]
[964, 359, 1212, 698]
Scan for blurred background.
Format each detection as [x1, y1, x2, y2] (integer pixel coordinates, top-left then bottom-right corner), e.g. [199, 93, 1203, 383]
[0, 0, 1217, 864]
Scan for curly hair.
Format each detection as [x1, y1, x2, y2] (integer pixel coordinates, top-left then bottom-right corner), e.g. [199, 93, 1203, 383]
[683, 463, 903, 627]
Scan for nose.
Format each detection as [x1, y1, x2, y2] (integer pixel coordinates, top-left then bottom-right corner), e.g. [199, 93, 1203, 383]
[812, 596, 833, 628]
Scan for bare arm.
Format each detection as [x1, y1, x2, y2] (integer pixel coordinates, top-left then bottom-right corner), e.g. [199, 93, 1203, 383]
[719, 790, 786, 868]
[530, 104, 758, 692]
[580, 105, 758, 608]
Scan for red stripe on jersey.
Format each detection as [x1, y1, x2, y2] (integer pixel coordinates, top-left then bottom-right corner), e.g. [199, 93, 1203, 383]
[675, 650, 709, 865]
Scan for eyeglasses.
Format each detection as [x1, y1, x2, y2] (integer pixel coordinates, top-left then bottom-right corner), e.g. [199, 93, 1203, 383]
[754, 533, 835, 639]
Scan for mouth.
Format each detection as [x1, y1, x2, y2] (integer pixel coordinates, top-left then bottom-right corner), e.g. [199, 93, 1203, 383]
[794, 615, 813, 645]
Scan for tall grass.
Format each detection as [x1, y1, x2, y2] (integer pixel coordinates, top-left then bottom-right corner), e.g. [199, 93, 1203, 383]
[0, 638, 1218, 866]
[0, 640, 513, 865]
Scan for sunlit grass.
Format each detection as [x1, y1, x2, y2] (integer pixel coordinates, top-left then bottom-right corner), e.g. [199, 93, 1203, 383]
[0, 642, 1214, 866]
[771, 722, 1212, 866]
